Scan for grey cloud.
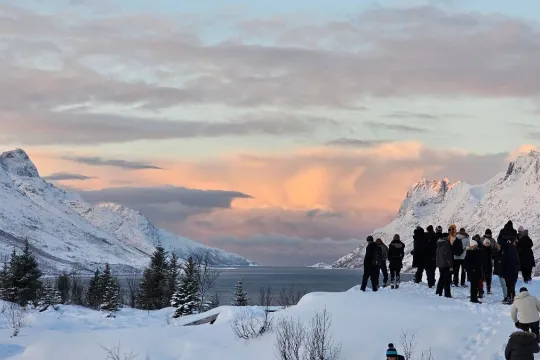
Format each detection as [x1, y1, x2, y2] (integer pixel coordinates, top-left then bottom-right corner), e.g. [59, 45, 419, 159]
[366, 122, 428, 133]
[325, 138, 389, 148]
[385, 111, 438, 120]
[63, 155, 163, 170]
[42, 172, 96, 181]
[305, 208, 342, 218]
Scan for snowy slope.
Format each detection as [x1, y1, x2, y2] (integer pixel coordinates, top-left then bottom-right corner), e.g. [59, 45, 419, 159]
[334, 150, 540, 270]
[0, 149, 254, 273]
[0, 276, 529, 359]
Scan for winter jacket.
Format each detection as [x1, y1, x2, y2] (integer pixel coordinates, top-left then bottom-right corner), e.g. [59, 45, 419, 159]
[482, 234, 496, 249]
[453, 231, 470, 260]
[412, 227, 429, 268]
[364, 241, 377, 268]
[482, 245, 493, 273]
[499, 222, 518, 244]
[517, 231, 535, 269]
[511, 291, 540, 324]
[464, 246, 483, 279]
[505, 331, 539, 360]
[388, 237, 405, 269]
[426, 230, 440, 262]
[501, 241, 520, 280]
[493, 243, 503, 276]
[379, 244, 389, 261]
[436, 236, 453, 268]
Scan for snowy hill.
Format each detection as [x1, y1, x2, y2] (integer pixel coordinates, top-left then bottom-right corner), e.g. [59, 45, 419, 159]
[309, 262, 333, 269]
[0, 277, 528, 359]
[0, 149, 254, 273]
[334, 150, 540, 270]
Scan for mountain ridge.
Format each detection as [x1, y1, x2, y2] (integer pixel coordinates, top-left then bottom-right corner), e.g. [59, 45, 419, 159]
[0, 149, 255, 273]
[333, 150, 540, 271]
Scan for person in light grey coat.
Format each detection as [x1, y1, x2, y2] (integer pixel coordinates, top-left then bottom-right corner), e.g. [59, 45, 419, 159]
[511, 287, 540, 343]
[453, 228, 470, 287]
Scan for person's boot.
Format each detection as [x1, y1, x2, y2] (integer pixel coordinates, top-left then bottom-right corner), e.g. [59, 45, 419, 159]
[471, 298, 482, 304]
[390, 278, 395, 289]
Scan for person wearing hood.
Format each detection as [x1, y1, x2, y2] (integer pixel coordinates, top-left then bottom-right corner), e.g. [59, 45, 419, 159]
[435, 233, 453, 298]
[504, 328, 540, 360]
[361, 236, 381, 292]
[376, 238, 390, 288]
[482, 237, 494, 295]
[412, 226, 429, 284]
[388, 234, 405, 289]
[465, 240, 484, 303]
[511, 287, 540, 343]
[452, 227, 470, 287]
[493, 241, 509, 303]
[425, 225, 440, 288]
[517, 228, 535, 283]
[482, 228, 496, 249]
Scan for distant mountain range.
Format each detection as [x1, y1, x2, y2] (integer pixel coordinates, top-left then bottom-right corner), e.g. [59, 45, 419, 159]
[0, 149, 255, 273]
[333, 150, 540, 271]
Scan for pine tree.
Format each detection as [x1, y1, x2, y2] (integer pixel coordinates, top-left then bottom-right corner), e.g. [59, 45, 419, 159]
[8, 241, 42, 306]
[99, 263, 119, 313]
[86, 269, 103, 309]
[0, 256, 10, 300]
[171, 256, 200, 318]
[137, 246, 169, 310]
[231, 280, 248, 306]
[38, 282, 61, 311]
[166, 252, 179, 304]
[56, 272, 71, 304]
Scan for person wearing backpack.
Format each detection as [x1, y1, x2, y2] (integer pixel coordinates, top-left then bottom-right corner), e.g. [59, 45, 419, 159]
[436, 232, 453, 298]
[376, 238, 390, 287]
[388, 234, 405, 289]
[452, 228, 469, 287]
[361, 236, 381, 292]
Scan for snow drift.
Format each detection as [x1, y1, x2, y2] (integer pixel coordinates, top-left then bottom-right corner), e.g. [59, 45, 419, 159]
[334, 150, 540, 270]
[0, 149, 254, 273]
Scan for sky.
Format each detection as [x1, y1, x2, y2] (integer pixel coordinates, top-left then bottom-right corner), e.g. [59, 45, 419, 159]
[1, 0, 540, 266]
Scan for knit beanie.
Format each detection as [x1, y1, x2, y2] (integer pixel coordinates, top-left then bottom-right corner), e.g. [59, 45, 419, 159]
[386, 343, 398, 356]
[366, 236, 374, 242]
[485, 229, 492, 235]
[426, 225, 434, 232]
[436, 226, 442, 233]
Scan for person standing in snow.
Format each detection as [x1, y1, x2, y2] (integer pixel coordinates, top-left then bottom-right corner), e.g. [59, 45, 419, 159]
[425, 225, 440, 288]
[448, 224, 457, 244]
[504, 328, 540, 360]
[482, 238, 494, 295]
[412, 226, 429, 284]
[482, 228, 496, 248]
[452, 228, 469, 287]
[436, 232, 453, 298]
[511, 287, 540, 343]
[376, 238, 390, 288]
[385, 343, 405, 360]
[388, 234, 405, 289]
[517, 228, 535, 283]
[493, 241, 509, 303]
[472, 234, 485, 297]
[465, 240, 483, 303]
[499, 222, 520, 303]
[361, 236, 381, 292]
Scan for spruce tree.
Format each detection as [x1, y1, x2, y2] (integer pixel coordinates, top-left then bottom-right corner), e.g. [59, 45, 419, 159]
[137, 246, 169, 310]
[38, 283, 61, 311]
[166, 252, 179, 304]
[56, 272, 71, 304]
[99, 263, 119, 313]
[0, 256, 10, 301]
[231, 280, 248, 306]
[171, 256, 199, 318]
[86, 269, 102, 309]
[9, 241, 42, 306]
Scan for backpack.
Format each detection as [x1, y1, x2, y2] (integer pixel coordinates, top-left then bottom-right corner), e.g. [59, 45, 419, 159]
[373, 245, 383, 266]
[452, 237, 464, 256]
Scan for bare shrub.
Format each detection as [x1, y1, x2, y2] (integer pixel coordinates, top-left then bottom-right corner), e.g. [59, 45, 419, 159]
[278, 285, 307, 308]
[420, 348, 436, 360]
[274, 317, 305, 360]
[303, 307, 341, 360]
[399, 329, 438, 360]
[192, 250, 221, 311]
[230, 308, 273, 340]
[101, 342, 138, 360]
[259, 286, 274, 307]
[2, 303, 28, 337]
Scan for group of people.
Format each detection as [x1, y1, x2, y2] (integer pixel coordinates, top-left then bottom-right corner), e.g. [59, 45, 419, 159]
[361, 221, 536, 305]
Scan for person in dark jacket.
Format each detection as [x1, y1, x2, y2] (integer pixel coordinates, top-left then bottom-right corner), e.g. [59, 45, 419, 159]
[425, 225, 440, 288]
[472, 234, 485, 297]
[517, 229, 535, 283]
[482, 228, 496, 248]
[435, 233, 453, 298]
[388, 234, 405, 289]
[504, 330, 539, 360]
[465, 240, 484, 303]
[361, 236, 380, 292]
[494, 242, 509, 303]
[482, 238, 494, 295]
[412, 226, 429, 284]
[499, 221, 520, 304]
[376, 238, 389, 287]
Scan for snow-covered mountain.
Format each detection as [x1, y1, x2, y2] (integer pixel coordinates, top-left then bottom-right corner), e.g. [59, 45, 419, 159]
[0, 149, 255, 273]
[333, 150, 540, 270]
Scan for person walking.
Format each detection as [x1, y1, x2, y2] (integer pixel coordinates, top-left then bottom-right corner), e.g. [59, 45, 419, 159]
[361, 236, 381, 292]
[465, 240, 483, 304]
[452, 228, 470, 287]
[425, 225, 440, 288]
[482, 238, 494, 295]
[511, 287, 540, 343]
[376, 238, 390, 287]
[412, 226, 429, 284]
[517, 228, 535, 283]
[436, 232, 453, 298]
[388, 234, 405, 289]
[504, 329, 540, 360]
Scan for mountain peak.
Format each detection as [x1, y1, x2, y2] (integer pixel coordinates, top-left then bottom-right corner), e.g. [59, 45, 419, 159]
[410, 178, 453, 194]
[0, 148, 39, 178]
[505, 150, 540, 180]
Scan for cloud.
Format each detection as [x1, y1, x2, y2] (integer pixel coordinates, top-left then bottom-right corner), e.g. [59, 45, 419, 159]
[366, 122, 429, 133]
[385, 111, 439, 120]
[42, 172, 96, 181]
[325, 138, 389, 148]
[63, 155, 163, 170]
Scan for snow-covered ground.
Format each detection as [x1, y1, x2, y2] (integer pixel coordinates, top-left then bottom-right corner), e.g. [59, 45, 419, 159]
[0, 275, 535, 360]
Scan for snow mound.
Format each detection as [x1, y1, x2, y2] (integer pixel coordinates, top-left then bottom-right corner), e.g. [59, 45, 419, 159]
[334, 151, 540, 270]
[1, 275, 531, 359]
